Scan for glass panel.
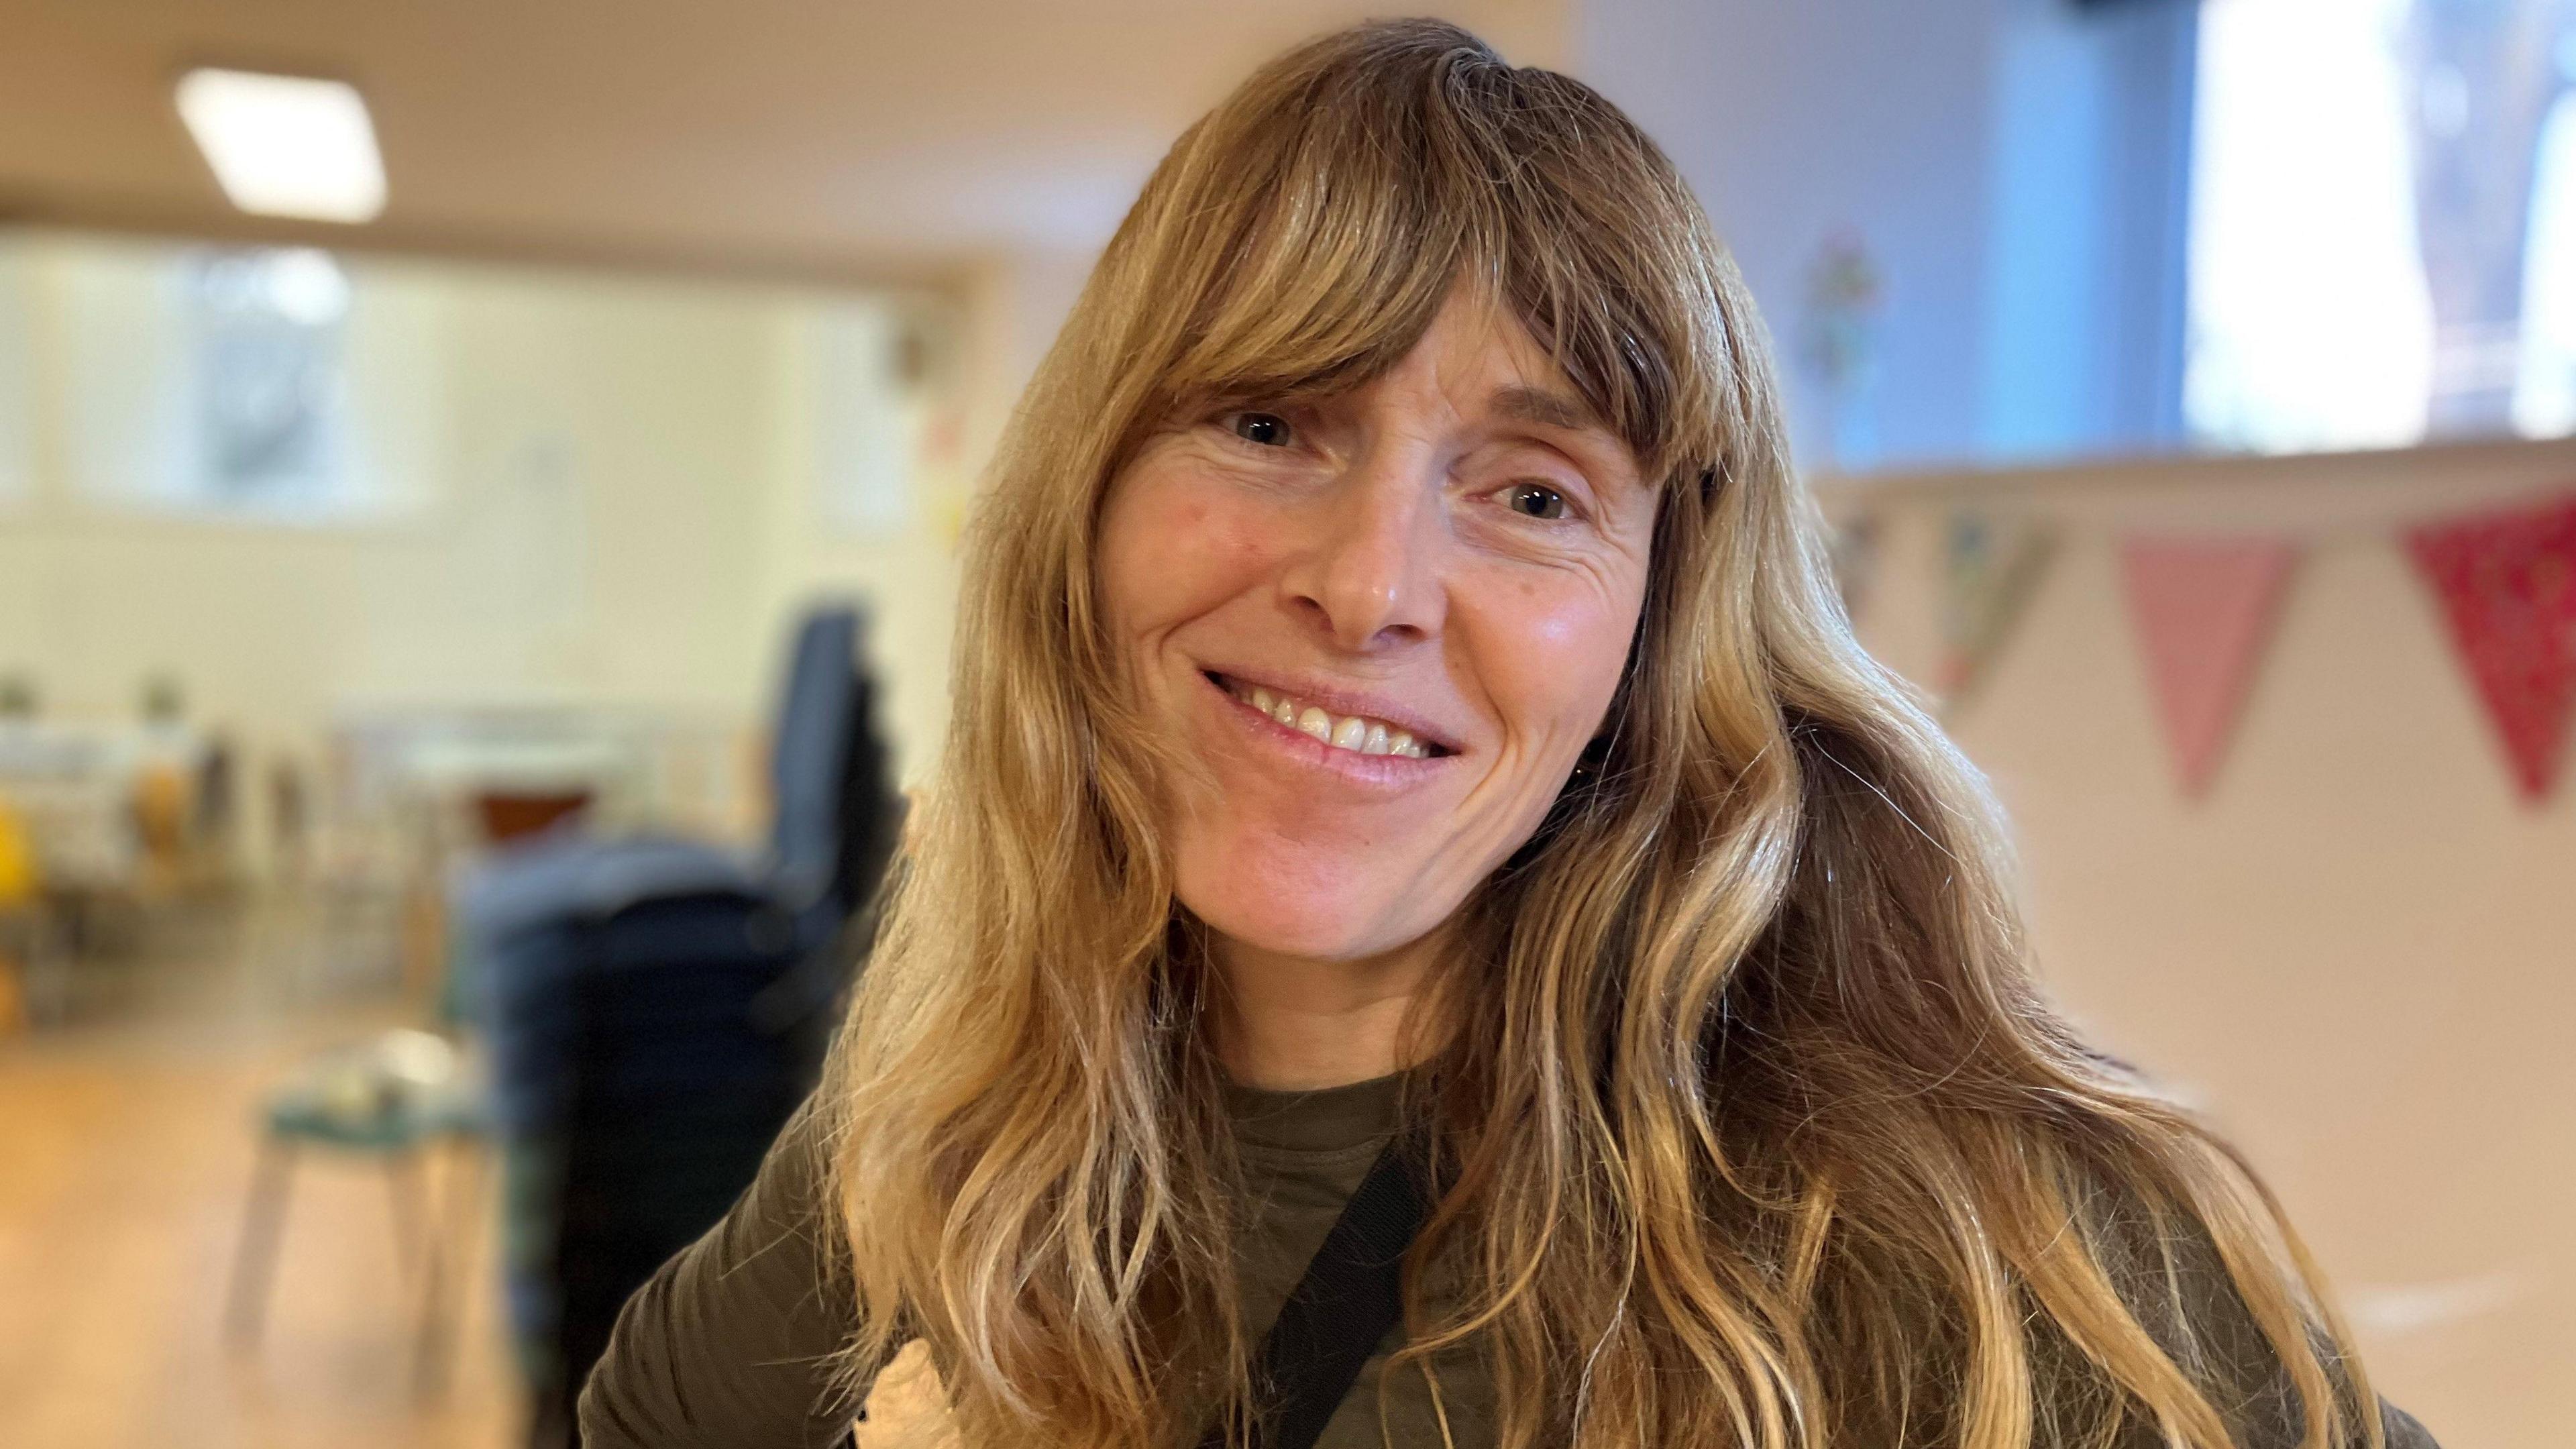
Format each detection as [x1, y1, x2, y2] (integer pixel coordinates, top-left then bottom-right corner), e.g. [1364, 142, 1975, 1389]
[188, 247, 353, 506]
[2188, 0, 2576, 452]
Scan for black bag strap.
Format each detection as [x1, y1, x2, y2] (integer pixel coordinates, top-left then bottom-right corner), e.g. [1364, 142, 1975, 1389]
[1195, 1129, 1434, 1449]
[837, 1131, 1434, 1449]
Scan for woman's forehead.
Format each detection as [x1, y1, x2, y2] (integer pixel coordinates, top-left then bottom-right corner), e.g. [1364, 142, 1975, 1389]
[1167, 286, 1672, 480]
[1346, 297, 1593, 415]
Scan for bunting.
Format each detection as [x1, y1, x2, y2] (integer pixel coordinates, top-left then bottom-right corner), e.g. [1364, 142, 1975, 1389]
[2405, 492, 2576, 802]
[2120, 537, 2301, 798]
[1813, 482, 2576, 803]
[1937, 511, 2057, 709]
[1828, 512, 1884, 624]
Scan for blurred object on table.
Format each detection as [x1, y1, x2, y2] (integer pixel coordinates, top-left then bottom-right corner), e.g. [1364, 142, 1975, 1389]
[0, 710, 225, 1014]
[472, 792, 593, 847]
[288, 702, 763, 1009]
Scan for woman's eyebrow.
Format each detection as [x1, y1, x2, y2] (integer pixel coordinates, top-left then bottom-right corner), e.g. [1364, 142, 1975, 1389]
[1487, 384, 1643, 491]
[1487, 384, 1601, 435]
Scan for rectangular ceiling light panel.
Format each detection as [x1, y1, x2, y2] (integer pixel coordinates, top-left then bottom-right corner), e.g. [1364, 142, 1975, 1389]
[176, 68, 386, 224]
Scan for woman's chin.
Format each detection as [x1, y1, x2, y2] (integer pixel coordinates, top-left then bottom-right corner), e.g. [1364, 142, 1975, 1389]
[1178, 869, 1438, 967]
[1168, 818, 1479, 965]
[1191, 898, 1395, 963]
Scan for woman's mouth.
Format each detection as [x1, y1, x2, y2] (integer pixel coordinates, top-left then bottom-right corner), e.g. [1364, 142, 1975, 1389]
[1203, 672, 1454, 759]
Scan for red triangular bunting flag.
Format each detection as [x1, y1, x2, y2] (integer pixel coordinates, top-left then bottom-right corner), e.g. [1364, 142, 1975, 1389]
[2405, 492, 2576, 802]
[2120, 537, 2300, 798]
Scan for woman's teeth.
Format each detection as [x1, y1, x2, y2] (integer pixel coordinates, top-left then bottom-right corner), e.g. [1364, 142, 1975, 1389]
[1242, 683, 1427, 758]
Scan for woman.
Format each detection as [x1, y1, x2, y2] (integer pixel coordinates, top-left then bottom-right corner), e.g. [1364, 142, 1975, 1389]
[584, 20, 2436, 1449]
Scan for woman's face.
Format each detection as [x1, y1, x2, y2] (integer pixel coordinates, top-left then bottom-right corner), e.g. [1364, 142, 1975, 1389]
[1097, 295, 1658, 964]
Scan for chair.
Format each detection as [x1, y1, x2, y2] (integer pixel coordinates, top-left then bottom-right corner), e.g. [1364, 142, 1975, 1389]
[223, 1028, 491, 1399]
[0, 792, 39, 1032]
[452, 604, 903, 1448]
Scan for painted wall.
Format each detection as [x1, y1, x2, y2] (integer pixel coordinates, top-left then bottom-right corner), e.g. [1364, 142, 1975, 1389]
[1573, 0, 2195, 472]
[1830, 437, 2576, 1448]
[747, 246, 1096, 788]
[0, 241, 763, 731]
[1577, 0, 2000, 470]
[0, 233, 1020, 829]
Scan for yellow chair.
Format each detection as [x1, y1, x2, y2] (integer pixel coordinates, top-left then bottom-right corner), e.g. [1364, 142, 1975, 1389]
[0, 793, 34, 903]
[0, 793, 38, 1033]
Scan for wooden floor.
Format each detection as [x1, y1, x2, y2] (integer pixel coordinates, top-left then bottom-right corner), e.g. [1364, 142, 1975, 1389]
[0, 898, 523, 1449]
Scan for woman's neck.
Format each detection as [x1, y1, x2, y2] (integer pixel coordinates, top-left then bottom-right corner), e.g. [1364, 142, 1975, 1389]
[1208, 928, 1448, 1091]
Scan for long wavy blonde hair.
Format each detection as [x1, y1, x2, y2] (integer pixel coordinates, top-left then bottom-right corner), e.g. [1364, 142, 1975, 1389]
[823, 19, 2382, 1449]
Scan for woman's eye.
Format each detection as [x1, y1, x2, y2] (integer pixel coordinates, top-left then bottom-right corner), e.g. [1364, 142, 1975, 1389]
[1230, 412, 1294, 447]
[1505, 482, 1568, 520]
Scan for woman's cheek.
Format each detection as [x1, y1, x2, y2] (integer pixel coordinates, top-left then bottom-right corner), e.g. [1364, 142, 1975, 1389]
[1174, 484, 1292, 598]
[1474, 568, 1639, 737]
[1102, 462, 1220, 629]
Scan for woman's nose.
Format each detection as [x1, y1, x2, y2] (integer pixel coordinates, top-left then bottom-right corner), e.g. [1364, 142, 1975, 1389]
[1279, 445, 1448, 653]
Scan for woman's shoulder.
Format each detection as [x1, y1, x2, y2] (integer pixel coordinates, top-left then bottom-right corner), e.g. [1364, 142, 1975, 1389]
[579, 1097, 867, 1448]
[2376, 1400, 2443, 1449]
[2066, 1163, 2439, 1449]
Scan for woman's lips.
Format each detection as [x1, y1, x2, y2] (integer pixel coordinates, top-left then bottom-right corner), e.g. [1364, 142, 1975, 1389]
[1208, 672, 1434, 758]
[1197, 669, 1453, 787]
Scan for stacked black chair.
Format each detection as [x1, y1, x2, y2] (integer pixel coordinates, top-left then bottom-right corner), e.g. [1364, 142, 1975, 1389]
[456, 605, 903, 1447]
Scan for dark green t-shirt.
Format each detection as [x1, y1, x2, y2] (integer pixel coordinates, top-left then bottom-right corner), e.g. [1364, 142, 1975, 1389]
[576, 1073, 2435, 1449]
[580, 1072, 1490, 1448]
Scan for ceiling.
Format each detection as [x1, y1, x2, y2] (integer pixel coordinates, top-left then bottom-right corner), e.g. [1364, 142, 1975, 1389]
[0, 0, 1566, 286]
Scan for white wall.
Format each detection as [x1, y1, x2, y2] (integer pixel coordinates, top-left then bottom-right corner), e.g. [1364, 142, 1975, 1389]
[0, 233, 1022, 823]
[1832, 437, 2576, 1448]
[0, 244, 751, 731]
[0, 238, 32, 510]
[1573, 0, 2195, 471]
[1576, 0, 2002, 469]
[747, 246, 1095, 787]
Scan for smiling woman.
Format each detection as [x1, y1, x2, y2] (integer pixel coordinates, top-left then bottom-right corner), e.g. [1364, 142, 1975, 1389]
[1097, 299, 1660, 1035]
[580, 18, 2435, 1449]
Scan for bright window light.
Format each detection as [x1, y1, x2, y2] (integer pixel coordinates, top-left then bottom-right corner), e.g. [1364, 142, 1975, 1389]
[2186, 0, 2576, 452]
[175, 68, 386, 224]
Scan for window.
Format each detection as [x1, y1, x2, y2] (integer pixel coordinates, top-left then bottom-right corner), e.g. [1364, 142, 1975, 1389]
[53, 237, 440, 524]
[187, 248, 354, 508]
[2187, 0, 2576, 452]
